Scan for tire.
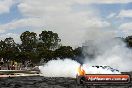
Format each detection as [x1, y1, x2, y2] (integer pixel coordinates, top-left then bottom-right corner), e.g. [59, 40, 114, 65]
[80, 76, 86, 85]
[76, 76, 86, 85]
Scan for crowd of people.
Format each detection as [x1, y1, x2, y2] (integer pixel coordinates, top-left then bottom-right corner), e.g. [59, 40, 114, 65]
[0, 58, 33, 70]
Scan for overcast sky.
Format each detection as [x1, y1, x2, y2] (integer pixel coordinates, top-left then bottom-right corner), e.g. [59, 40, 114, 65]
[0, 0, 132, 47]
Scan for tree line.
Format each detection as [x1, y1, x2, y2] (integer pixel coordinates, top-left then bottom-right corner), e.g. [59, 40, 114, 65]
[0, 31, 82, 65]
[0, 30, 132, 65]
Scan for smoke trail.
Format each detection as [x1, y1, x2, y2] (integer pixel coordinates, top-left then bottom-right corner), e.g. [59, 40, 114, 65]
[83, 29, 132, 72]
[39, 59, 80, 78]
[39, 58, 121, 78]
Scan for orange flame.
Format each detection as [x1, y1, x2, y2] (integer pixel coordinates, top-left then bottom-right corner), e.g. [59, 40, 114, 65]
[77, 65, 86, 76]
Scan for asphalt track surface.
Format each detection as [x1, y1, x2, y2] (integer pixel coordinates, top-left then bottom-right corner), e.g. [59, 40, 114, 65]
[0, 72, 132, 88]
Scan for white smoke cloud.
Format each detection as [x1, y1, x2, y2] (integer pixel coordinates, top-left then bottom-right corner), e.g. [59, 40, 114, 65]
[83, 29, 132, 72]
[82, 64, 121, 74]
[39, 58, 121, 78]
[39, 59, 80, 78]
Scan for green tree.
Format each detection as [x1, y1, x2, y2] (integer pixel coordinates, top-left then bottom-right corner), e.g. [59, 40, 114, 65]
[74, 47, 82, 57]
[20, 31, 37, 52]
[125, 36, 132, 47]
[55, 46, 74, 59]
[0, 37, 19, 62]
[0, 40, 6, 51]
[38, 49, 55, 62]
[39, 30, 61, 50]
